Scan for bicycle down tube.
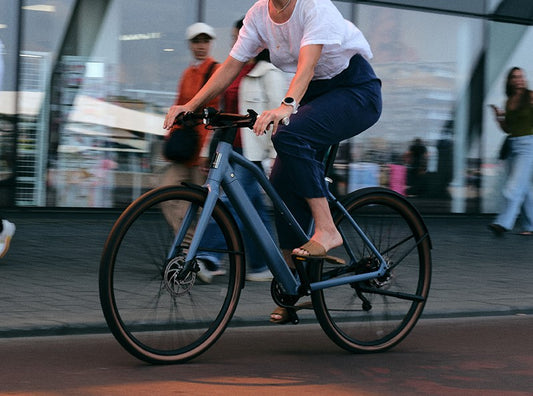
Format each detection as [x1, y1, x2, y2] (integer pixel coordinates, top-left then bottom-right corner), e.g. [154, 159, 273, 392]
[179, 139, 303, 295]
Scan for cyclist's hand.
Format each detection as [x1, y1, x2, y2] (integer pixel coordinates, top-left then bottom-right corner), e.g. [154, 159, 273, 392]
[254, 106, 292, 136]
[164, 105, 189, 130]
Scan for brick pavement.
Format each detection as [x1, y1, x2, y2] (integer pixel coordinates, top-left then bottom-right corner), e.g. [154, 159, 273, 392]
[0, 210, 532, 337]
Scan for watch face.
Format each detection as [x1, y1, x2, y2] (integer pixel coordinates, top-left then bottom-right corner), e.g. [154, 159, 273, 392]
[284, 97, 294, 104]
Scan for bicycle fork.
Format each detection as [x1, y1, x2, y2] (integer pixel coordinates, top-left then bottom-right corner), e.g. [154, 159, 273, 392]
[165, 152, 228, 278]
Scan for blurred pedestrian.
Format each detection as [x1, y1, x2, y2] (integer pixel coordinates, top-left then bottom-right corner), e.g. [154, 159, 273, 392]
[488, 67, 533, 236]
[404, 138, 428, 197]
[0, 39, 5, 91]
[0, 219, 15, 258]
[239, 48, 287, 174]
[159, 22, 224, 282]
[161, 22, 220, 186]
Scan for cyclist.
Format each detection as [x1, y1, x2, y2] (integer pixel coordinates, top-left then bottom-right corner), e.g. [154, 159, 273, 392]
[164, 0, 382, 323]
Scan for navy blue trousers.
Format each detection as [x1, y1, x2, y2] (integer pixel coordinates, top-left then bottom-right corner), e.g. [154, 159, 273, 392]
[270, 54, 382, 249]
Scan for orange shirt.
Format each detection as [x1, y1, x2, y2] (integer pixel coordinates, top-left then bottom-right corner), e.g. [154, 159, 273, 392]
[174, 57, 221, 166]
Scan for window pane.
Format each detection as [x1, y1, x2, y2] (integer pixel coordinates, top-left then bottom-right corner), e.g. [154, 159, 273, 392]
[49, 0, 197, 207]
[347, 6, 483, 211]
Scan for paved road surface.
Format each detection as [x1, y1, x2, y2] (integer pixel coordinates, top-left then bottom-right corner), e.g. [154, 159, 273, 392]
[0, 316, 531, 395]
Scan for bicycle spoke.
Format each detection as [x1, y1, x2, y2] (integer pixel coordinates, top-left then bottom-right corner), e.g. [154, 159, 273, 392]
[99, 186, 244, 364]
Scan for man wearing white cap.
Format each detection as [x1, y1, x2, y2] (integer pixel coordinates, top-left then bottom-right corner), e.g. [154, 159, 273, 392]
[161, 21, 220, 174]
[160, 22, 223, 281]
[185, 23, 217, 64]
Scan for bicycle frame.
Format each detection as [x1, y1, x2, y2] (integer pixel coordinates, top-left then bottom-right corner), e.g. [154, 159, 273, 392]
[175, 135, 388, 297]
[100, 108, 432, 363]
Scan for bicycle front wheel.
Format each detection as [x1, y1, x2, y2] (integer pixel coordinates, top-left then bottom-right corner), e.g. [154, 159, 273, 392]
[311, 187, 431, 353]
[99, 186, 244, 364]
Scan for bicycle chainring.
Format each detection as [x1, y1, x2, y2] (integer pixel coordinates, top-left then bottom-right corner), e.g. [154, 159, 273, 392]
[270, 279, 300, 308]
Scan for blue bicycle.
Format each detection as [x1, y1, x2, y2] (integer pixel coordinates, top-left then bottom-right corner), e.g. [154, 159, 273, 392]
[99, 108, 432, 364]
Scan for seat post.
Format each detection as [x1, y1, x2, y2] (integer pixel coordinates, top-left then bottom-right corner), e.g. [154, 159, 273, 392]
[323, 143, 339, 179]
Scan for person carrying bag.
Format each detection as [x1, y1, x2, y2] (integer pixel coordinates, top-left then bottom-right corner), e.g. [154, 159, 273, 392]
[163, 57, 218, 164]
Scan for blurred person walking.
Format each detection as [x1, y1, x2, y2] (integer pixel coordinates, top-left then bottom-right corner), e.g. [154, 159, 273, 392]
[161, 22, 220, 186]
[0, 219, 15, 258]
[404, 137, 428, 197]
[1, 41, 15, 258]
[160, 22, 224, 281]
[488, 67, 533, 236]
[238, 48, 287, 175]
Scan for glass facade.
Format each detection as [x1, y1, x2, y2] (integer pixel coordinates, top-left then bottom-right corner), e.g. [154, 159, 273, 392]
[0, 0, 532, 212]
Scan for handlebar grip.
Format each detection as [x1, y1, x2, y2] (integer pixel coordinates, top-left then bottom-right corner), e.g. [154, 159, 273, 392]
[174, 111, 202, 127]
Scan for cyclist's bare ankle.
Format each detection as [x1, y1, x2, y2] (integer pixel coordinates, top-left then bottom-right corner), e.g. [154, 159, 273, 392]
[311, 229, 342, 250]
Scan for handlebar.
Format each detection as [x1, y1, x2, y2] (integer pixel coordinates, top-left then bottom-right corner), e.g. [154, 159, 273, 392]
[175, 108, 258, 130]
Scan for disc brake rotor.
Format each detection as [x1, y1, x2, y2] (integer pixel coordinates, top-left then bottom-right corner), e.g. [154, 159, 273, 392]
[164, 256, 196, 296]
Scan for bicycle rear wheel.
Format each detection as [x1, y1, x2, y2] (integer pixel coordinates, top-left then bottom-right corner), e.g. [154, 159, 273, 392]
[311, 187, 431, 353]
[99, 186, 244, 364]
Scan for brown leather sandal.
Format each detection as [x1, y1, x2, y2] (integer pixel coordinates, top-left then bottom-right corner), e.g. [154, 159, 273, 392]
[269, 306, 292, 324]
[292, 240, 345, 265]
[269, 302, 314, 325]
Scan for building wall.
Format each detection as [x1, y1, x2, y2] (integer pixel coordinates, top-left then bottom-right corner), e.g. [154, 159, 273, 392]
[0, 0, 532, 212]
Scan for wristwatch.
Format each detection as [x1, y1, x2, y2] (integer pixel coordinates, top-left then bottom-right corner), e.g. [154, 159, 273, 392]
[282, 97, 299, 114]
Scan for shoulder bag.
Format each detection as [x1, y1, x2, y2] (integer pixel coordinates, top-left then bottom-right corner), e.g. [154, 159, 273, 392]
[163, 61, 217, 163]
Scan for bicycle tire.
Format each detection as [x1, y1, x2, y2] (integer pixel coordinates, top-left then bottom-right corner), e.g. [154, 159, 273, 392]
[99, 185, 245, 364]
[310, 187, 431, 353]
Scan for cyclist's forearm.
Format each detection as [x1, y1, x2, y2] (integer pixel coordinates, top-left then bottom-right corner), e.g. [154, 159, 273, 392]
[284, 44, 322, 105]
[187, 56, 245, 112]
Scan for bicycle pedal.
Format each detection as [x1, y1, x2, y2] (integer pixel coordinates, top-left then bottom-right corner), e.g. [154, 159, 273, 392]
[286, 308, 300, 325]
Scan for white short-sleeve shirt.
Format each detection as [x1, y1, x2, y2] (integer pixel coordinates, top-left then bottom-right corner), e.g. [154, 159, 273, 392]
[230, 0, 373, 80]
